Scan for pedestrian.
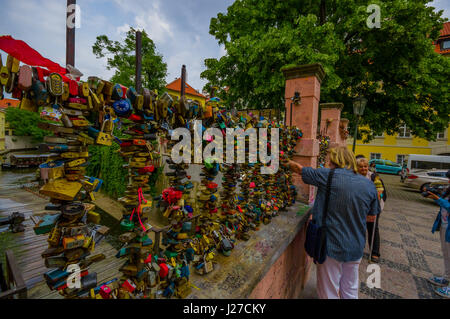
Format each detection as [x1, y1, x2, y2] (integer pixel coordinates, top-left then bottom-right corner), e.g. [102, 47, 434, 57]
[426, 169, 450, 298]
[289, 146, 380, 299]
[400, 161, 408, 183]
[369, 162, 377, 173]
[356, 157, 385, 263]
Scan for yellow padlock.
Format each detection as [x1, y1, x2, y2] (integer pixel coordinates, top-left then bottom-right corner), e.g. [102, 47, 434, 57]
[96, 119, 113, 146]
[62, 82, 70, 101]
[19, 96, 38, 112]
[66, 158, 86, 168]
[206, 252, 215, 261]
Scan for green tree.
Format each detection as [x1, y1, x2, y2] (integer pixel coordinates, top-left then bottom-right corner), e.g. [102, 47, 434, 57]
[92, 27, 168, 92]
[202, 0, 449, 141]
[5, 107, 52, 142]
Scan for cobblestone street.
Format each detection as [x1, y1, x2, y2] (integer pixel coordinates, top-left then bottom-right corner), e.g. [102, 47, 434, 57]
[301, 173, 447, 299]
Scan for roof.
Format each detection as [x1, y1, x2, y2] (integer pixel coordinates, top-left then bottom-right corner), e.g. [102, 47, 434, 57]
[435, 22, 450, 55]
[0, 98, 20, 109]
[165, 78, 206, 99]
[440, 22, 450, 37]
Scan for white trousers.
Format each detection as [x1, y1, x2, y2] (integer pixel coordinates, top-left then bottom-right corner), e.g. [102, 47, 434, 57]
[316, 256, 361, 299]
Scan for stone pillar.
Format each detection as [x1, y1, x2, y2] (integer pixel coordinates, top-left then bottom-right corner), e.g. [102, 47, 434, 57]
[282, 63, 325, 204]
[319, 103, 343, 148]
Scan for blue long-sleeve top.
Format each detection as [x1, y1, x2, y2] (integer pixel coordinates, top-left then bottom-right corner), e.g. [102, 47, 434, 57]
[432, 197, 450, 243]
[302, 167, 381, 262]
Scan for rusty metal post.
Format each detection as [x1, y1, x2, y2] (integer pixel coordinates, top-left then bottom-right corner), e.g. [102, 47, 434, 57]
[180, 65, 186, 99]
[135, 31, 142, 92]
[66, 0, 76, 67]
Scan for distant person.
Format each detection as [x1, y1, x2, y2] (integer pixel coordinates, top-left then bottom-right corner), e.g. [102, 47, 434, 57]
[289, 146, 380, 299]
[357, 157, 385, 263]
[400, 161, 408, 183]
[369, 162, 377, 173]
[426, 169, 450, 299]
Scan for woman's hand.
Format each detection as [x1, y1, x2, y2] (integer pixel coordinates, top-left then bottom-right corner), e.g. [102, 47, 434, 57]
[426, 192, 440, 200]
[288, 160, 303, 174]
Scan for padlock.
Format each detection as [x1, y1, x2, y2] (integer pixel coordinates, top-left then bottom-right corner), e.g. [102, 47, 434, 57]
[19, 94, 38, 112]
[90, 91, 101, 110]
[71, 118, 90, 127]
[78, 81, 90, 97]
[62, 82, 70, 101]
[47, 73, 64, 96]
[0, 65, 9, 86]
[111, 83, 123, 100]
[68, 102, 90, 110]
[5, 55, 19, 93]
[31, 80, 49, 106]
[17, 65, 32, 91]
[102, 81, 113, 96]
[96, 118, 113, 146]
[112, 99, 132, 118]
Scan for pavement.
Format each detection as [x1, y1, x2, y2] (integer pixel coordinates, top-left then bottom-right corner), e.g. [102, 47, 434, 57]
[300, 173, 447, 299]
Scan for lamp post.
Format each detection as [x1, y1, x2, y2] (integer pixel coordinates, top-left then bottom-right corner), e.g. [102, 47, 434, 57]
[285, 91, 301, 126]
[352, 96, 367, 153]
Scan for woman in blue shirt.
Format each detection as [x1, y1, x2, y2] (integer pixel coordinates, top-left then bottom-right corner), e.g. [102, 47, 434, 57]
[289, 146, 380, 299]
[426, 172, 450, 299]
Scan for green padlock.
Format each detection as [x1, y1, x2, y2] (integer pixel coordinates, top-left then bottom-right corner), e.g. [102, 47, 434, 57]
[120, 219, 135, 231]
[164, 250, 178, 259]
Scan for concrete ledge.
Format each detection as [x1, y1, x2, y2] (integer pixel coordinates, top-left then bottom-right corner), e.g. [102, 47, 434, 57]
[187, 202, 311, 298]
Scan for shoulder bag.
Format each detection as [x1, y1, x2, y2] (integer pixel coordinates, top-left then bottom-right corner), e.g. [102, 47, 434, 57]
[304, 169, 335, 264]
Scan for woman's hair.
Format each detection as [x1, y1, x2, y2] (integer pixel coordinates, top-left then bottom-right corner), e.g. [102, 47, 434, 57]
[356, 157, 369, 166]
[328, 146, 358, 173]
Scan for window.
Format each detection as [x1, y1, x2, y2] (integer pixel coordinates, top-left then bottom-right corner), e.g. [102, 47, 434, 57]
[437, 131, 445, 139]
[370, 153, 382, 160]
[397, 155, 406, 165]
[398, 124, 411, 138]
[441, 39, 450, 50]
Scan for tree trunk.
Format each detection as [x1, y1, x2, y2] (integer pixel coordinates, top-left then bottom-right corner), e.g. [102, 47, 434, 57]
[319, 0, 326, 25]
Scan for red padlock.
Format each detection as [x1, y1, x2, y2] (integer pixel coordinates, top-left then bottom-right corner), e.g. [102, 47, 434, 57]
[144, 253, 152, 264]
[99, 285, 112, 299]
[159, 263, 169, 278]
[120, 85, 127, 98]
[120, 142, 132, 148]
[207, 182, 218, 189]
[128, 114, 143, 122]
[138, 165, 155, 174]
[122, 279, 136, 293]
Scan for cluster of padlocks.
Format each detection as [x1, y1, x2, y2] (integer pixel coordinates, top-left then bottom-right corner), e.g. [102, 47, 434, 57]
[317, 134, 330, 168]
[2, 52, 303, 299]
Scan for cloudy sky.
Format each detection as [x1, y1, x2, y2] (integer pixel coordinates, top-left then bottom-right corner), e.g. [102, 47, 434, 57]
[0, 0, 449, 94]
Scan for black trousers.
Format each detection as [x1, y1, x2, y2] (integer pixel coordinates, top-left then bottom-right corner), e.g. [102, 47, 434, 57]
[367, 214, 381, 257]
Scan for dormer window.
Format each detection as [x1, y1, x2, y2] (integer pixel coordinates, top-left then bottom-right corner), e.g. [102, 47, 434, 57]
[441, 39, 450, 50]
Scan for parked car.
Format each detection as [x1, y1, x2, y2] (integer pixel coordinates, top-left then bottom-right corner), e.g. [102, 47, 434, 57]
[369, 159, 403, 175]
[404, 169, 450, 191]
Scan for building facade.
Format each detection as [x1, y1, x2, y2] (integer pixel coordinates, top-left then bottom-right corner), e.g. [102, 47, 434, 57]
[165, 78, 207, 108]
[348, 22, 450, 163]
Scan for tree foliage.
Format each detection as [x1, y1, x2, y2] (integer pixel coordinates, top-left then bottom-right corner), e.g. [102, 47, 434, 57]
[92, 27, 168, 92]
[5, 107, 52, 142]
[201, 0, 449, 141]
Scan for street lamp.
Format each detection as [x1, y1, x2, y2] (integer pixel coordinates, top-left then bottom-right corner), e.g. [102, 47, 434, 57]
[352, 96, 368, 153]
[285, 91, 301, 126]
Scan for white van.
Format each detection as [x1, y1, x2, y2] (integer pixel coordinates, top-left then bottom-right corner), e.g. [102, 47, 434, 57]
[406, 154, 450, 172]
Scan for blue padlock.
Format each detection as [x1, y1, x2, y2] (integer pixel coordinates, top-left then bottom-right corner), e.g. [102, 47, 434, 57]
[112, 99, 132, 118]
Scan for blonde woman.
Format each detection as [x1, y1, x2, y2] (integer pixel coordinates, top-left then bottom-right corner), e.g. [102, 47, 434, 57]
[289, 146, 380, 299]
[356, 157, 385, 263]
